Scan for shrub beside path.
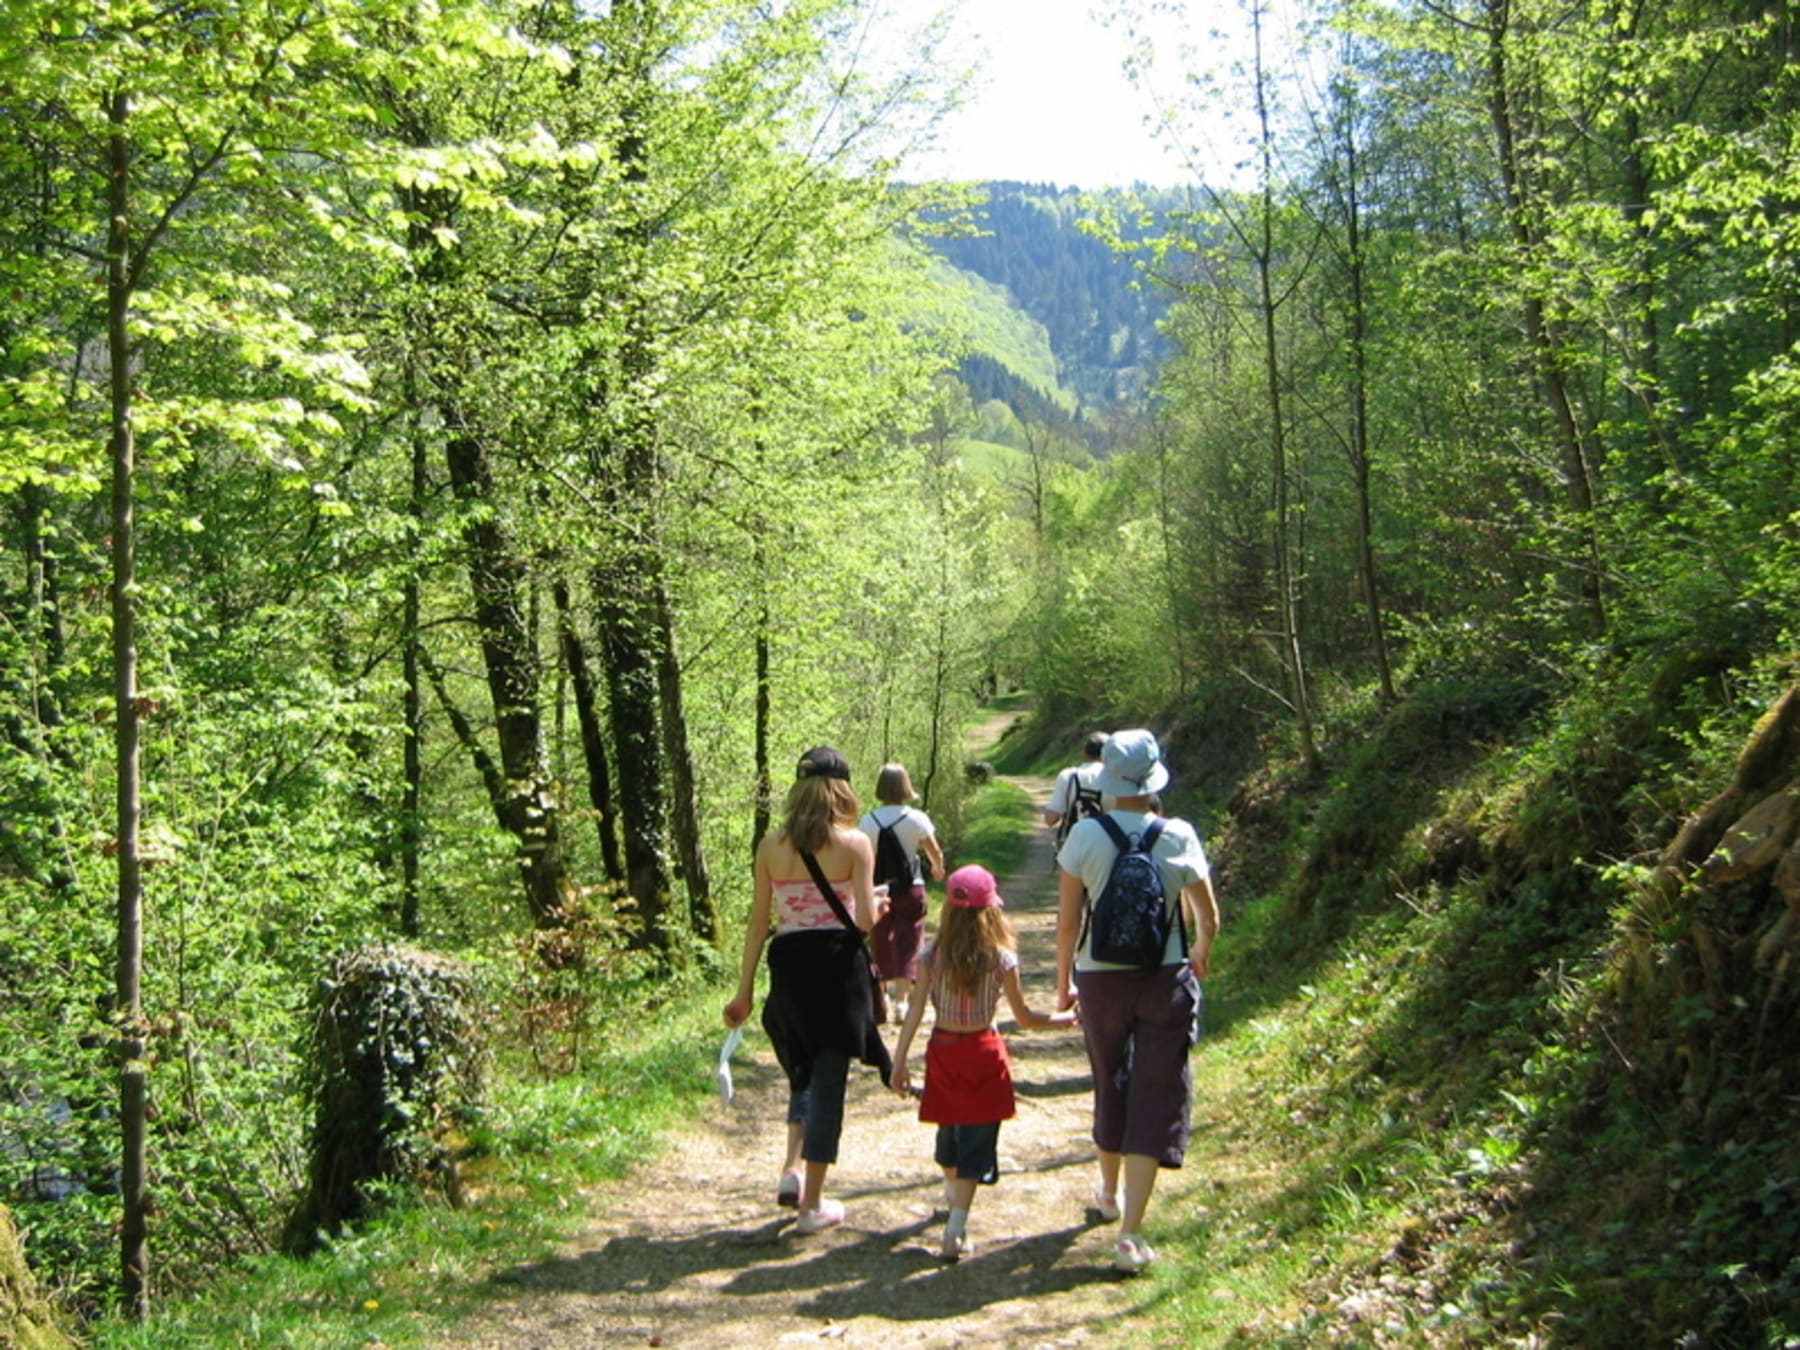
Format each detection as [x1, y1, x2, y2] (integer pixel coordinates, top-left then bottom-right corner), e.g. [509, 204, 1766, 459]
[448, 722, 1186, 1347]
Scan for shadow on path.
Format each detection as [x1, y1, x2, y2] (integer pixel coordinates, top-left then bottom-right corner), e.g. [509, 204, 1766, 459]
[445, 712, 1152, 1349]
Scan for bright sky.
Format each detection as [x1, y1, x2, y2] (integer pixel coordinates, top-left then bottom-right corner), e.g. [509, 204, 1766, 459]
[871, 0, 1234, 190]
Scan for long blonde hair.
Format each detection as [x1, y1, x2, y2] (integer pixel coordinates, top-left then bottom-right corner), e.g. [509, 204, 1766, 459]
[782, 774, 860, 854]
[934, 904, 1017, 996]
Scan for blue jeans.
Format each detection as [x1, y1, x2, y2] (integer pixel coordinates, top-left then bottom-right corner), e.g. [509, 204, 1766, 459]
[785, 1048, 849, 1165]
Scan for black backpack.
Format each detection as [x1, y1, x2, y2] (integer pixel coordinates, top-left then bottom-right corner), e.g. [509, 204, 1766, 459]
[872, 811, 915, 892]
[1072, 779, 1106, 823]
[1083, 815, 1186, 968]
[1055, 772, 1107, 850]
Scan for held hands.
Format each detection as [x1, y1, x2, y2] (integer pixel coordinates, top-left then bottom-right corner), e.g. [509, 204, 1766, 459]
[888, 1061, 912, 1096]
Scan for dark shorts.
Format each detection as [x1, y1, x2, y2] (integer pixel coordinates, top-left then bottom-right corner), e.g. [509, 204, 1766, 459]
[934, 1121, 1001, 1185]
[1074, 963, 1201, 1167]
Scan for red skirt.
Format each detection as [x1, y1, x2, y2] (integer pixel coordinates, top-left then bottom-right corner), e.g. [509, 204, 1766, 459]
[919, 1028, 1015, 1125]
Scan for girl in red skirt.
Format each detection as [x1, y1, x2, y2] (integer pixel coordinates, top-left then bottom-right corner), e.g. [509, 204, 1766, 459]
[889, 864, 1076, 1260]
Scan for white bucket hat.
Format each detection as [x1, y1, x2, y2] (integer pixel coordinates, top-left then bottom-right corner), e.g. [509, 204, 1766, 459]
[1094, 727, 1171, 798]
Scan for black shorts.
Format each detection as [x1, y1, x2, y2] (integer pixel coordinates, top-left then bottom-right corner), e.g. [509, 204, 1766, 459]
[933, 1121, 1001, 1184]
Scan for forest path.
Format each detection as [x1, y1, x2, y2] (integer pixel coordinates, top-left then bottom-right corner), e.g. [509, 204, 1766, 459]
[445, 715, 1180, 1347]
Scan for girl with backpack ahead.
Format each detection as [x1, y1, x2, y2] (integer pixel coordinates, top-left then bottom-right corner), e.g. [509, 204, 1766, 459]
[1054, 728, 1219, 1275]
[858, 764, 946, 1023]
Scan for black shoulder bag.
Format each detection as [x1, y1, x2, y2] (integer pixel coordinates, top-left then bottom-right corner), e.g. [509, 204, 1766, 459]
[798, 848, 888, 1025]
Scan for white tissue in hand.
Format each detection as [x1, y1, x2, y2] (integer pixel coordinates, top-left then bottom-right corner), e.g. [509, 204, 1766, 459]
[715, 1025, 744, 1104]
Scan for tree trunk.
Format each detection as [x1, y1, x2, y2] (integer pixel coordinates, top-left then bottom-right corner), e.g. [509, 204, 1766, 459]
[592, 547, 675, 948]
[753, 586, 773, 850]
[0, 1204, 75, 1350]
[3, 486, 78, 893]
[443, 419, 572, 929]
[106, 86, 148, 1322]
[1250, 5, 1320, 773]
[19, 482, 67, 736]
[401, 404, 425, 938]
[655, 576, 715, 943]
[1151, 423, 1192, 702]
[1336, 94, 1397, 704]
[582, 0, 677, 953]
[554, 577, 624, 884]
[1484, 0, 1607, 634]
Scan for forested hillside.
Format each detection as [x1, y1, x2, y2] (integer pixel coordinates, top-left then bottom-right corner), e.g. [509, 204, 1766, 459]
[2, 0, 1798, 1346]
[927, 182, 1172, 417]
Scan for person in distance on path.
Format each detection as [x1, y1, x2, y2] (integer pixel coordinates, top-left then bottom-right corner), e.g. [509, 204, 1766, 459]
[858, 762, 947, 1024]
[1055, 728, 1219, 1274]
[1043, 730, 1110, 853]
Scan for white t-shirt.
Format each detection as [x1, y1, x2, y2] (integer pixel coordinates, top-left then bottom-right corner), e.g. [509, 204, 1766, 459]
[1046, 760, 1106, 818]
[1057, 809, 1209, 970]
[858, 805, 936, 884]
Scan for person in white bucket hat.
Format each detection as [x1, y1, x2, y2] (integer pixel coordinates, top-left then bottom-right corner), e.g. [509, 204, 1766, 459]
[1054, 728, 1219, 1274]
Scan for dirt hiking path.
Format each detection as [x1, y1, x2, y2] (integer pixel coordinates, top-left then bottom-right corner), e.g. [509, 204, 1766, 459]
[449, 717, 1183, 1347]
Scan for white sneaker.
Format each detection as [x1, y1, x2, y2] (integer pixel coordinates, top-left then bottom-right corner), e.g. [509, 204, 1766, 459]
[1089, 1181, 1121, 1223]
[794, 1199, 845, 1234]
[1113, 1235, 1156, 1273]
[940, 1230, 973, 1262]
[776, 1170, 801, 1208]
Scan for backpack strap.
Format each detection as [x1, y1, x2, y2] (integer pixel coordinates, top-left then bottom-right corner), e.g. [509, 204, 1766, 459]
[1131, 821, 1188, 953]
[798, 847, 868, 948]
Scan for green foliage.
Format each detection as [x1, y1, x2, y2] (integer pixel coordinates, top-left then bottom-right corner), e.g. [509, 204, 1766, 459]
[84, 1001, 717, 1349]
[910, 255, 1068, 408]
[928, 182, 1172, 410]
[284, 945, 483, 1254]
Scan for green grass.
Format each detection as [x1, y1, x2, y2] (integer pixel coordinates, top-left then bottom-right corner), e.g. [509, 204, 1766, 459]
[88, 998, 719, 1349]
[954, 777, 1038, 882]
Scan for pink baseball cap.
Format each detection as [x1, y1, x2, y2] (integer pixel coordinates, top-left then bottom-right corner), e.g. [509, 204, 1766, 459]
[945, 864, 1004, 909]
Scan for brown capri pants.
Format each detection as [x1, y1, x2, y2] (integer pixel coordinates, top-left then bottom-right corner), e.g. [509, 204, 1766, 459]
[1073, 963, 1202, 1167]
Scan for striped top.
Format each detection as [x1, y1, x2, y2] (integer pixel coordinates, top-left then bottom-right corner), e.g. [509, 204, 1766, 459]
[922, 940, 1018, 1029]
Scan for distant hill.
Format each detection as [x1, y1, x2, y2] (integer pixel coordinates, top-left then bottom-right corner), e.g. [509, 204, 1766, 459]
[927, 183, 1173, 418]
[910, 255, 1069, 410]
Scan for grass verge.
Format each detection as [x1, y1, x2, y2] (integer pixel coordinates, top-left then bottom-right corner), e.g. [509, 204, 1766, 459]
[87, 993, 719, 1349]
[955, 777, 1038, 882]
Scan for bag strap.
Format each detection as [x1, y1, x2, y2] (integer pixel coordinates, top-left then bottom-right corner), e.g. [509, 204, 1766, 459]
[798, 847, 868, 947]
[1087, 810, 1130, 849]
